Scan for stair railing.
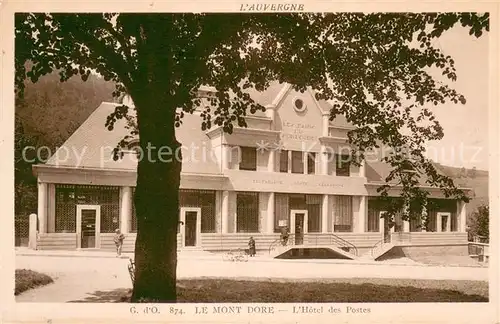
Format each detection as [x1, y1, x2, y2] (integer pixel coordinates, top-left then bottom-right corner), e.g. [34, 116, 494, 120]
[370, 239, 384, 257]
[268, 234, 295, 255]
[329, 233, 358, 256]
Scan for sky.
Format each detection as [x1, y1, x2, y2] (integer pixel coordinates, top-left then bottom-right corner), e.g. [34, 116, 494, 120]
[423, 26, 489, 171]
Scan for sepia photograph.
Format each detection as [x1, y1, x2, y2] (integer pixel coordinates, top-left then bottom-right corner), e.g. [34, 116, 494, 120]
[1, 3, 497, 324]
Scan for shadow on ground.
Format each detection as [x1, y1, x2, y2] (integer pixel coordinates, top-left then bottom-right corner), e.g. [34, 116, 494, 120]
[68, 279, 488, 303]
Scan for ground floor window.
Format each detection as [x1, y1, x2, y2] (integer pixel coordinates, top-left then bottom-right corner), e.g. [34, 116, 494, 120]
[236, 192, 259, 233]
[333, 195, 353, 232]
[426, 199, 458, 232]
[274, 193, 289, 231]
[409, 214, 422, 232]
[366, 199, 380, 232]
[131, 189, 216, 233]
[180, 189, 216, 233]
[54, 184, 119, 233]
[274, 193, 322, 232]
[393, 211, 403, 232]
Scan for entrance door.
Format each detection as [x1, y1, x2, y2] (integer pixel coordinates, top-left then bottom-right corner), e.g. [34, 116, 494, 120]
[437, 212, 451, 232]
[180, 207, 201, 248]
[290, 209, 308, 246]
[76, 205, 101, 249]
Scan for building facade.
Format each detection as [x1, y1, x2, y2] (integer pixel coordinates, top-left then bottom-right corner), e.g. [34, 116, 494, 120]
[32, 83, 469, 256]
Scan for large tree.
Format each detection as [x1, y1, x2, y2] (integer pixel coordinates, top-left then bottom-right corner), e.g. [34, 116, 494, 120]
[15, 12, 488, 302]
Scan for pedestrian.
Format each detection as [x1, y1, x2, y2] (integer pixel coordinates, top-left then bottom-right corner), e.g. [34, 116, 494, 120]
[248, 236, 256, 257]
[280, 226, 289, 246]
[113, 229, 125, 257]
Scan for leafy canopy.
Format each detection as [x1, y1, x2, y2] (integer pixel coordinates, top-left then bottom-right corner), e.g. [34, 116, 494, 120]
[15, 12, 489, 222]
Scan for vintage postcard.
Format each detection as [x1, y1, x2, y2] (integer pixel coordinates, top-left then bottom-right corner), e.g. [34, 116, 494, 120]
[0, 1, 498, 323]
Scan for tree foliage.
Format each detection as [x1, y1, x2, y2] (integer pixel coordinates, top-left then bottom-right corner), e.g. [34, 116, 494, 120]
[469, 204, 489, 240]
[14, 71, 115, 218]
[15, 12, 489, 301]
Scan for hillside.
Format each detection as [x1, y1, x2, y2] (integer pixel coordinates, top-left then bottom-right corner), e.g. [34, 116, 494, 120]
[434, 163, 489, 220]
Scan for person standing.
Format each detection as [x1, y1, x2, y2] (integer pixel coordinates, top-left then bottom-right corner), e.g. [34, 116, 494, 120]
[113, 229, 125, 257]
[280, 226, 289, 246]
[248, 236, 256, 257]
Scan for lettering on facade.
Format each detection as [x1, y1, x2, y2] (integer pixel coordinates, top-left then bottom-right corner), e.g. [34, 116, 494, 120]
[253, 179, 284, 185]
[281, 120, 318, 142]
[319, 182, 344, 188]
[252, 178, 344, 188]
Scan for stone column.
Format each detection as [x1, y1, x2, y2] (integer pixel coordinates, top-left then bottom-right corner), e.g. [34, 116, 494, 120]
[458, 201, 467, 232]
[266, 192, 275, 233]
[221, 191, 229, 234]
[320, 145, 329, 175]
[358, 196, 366, 233]
[321, 195, 329, 233]
[37, 182, 47, 234]
[120, 186, 132, 233]
[268, 150, 276, 172]
[359, 159, 366, 178]
[29, 213, 38, 250]
[322, 112, 329, 137]
[221, 144, 230, 170]
[47, 184, 56, 233]
[379, 215, 385, 234]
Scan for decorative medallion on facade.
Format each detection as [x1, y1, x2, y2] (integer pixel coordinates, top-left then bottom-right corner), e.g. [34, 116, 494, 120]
[293, 97, 307, 113]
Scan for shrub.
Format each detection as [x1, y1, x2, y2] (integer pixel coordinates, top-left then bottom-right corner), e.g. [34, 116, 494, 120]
[15, 269, 54, 295]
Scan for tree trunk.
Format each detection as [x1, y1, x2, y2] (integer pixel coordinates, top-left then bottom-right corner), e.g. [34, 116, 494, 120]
[130, 95, 181, 302]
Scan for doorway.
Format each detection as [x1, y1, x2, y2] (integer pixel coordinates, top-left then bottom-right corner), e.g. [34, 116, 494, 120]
[76, 205, 101, 249]
[437, 212, 451, 232]
[180, 207, 201, 248]
[290, 209, 308, 245]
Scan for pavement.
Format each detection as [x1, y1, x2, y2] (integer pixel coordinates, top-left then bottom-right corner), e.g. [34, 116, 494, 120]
[14, 249, 489, 303]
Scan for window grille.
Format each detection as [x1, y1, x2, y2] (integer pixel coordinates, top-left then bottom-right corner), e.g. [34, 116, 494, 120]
[334, 195, 353, 232]
[55, 184, 119, 233]
[15, 215, 30, 247]
[131, 189, 216, 233]
[367, 199, 380, 232]
[307, 203, 321, 233]
[274, 193, 322, 232]
[274, 193, 290, 232]
[236, 192, 259, 233]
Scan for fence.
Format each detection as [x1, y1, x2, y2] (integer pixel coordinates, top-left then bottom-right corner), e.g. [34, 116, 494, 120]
[15, 215, 30, 247]
[468, 242, 489, 263]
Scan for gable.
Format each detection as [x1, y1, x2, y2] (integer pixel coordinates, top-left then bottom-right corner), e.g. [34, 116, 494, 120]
[274, 87, 324, 152]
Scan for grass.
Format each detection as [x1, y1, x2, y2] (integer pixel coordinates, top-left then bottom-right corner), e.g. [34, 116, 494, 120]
[408, 255, 488, 268]
[15, 269, 54, 295]
[70, 278, 488, 303]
